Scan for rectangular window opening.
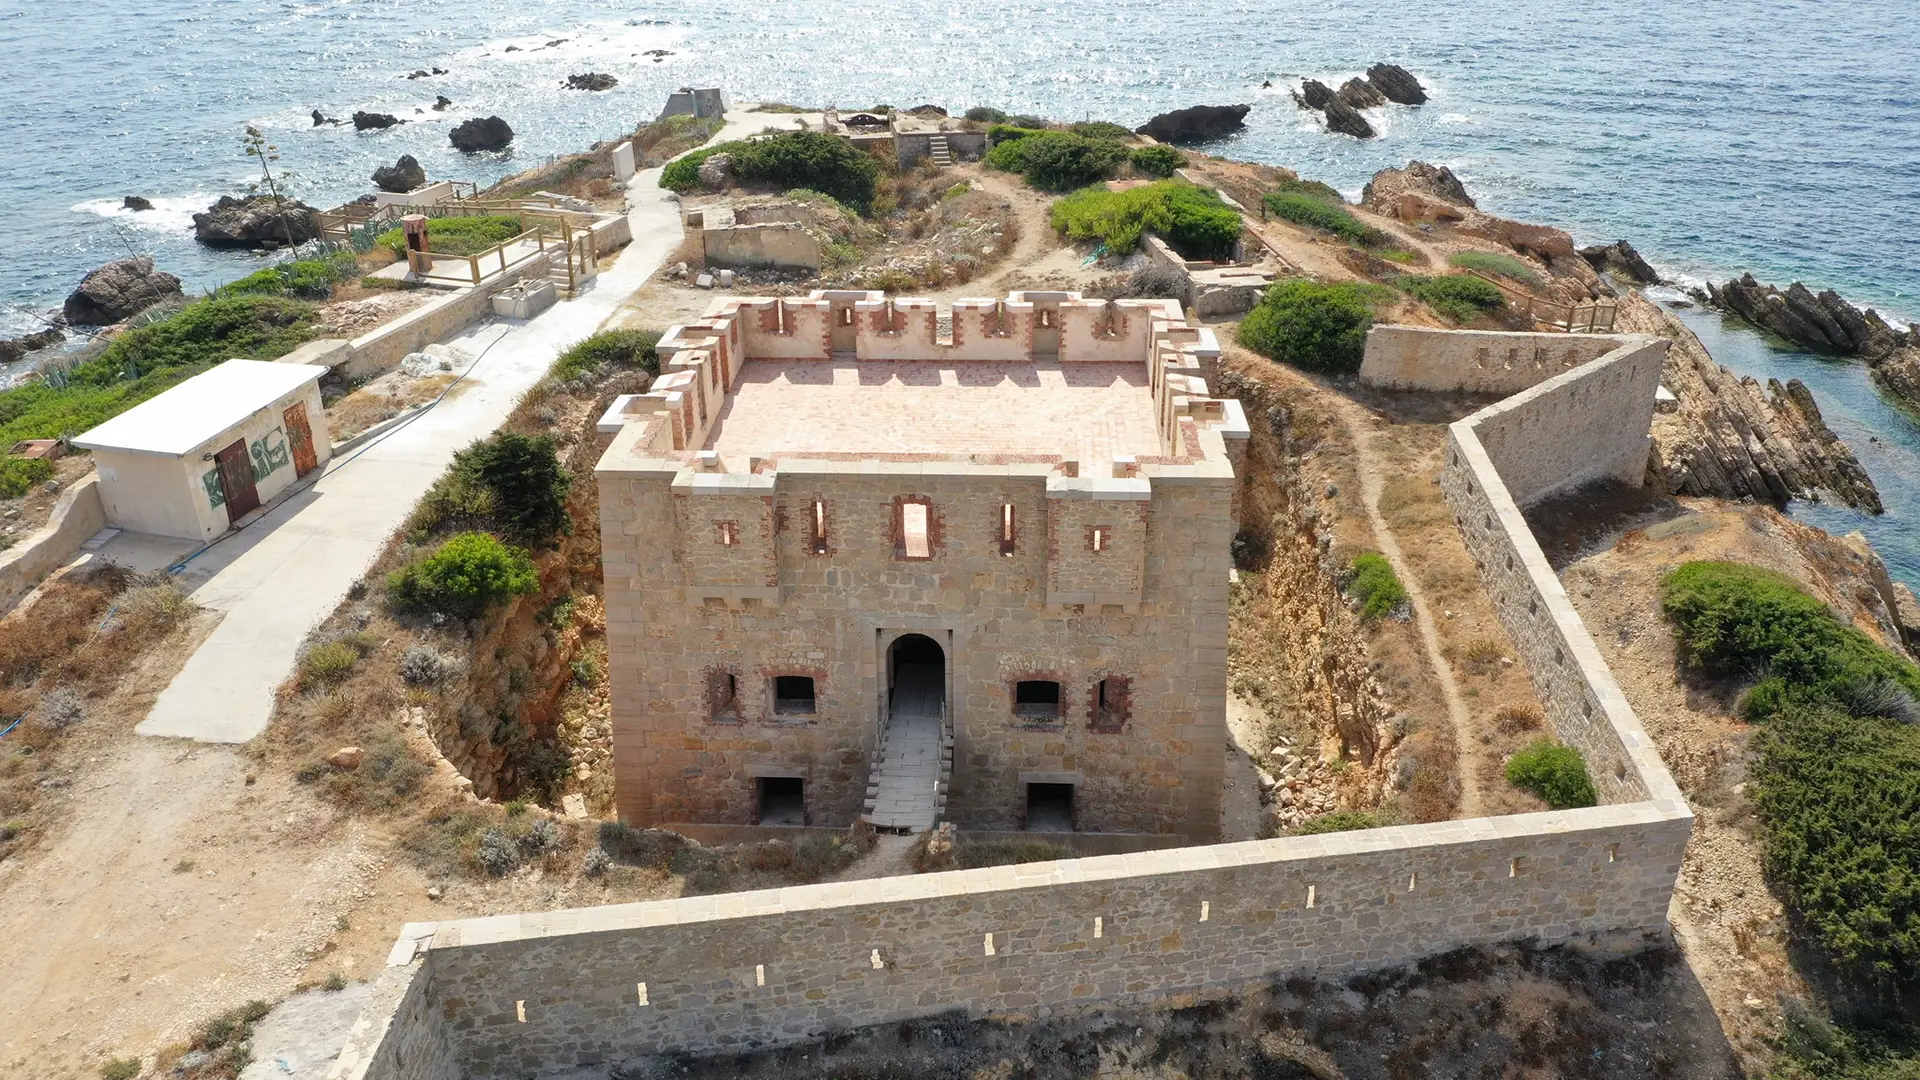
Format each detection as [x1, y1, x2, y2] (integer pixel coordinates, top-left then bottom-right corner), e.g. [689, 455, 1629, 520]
[999, 503, 1017, 557]
[717, 521, 739, 547]
[773, 675, 817, 715]
[808, 498, 828, 555]
[755, 964, 766, 987]
[899, 499, 932, 559]
[1025, 782, 1074, 833]
[515, 1000, 526, 1023]
[1200, 901, 1210, 922]
[707, 670, 740, 723]
[1013, 679, 1061, 720]
[1093, 916, 1104, 939]
[1092, 676, 1129, 733]
[636, 982, 649, 1006]
[1306, 885, 1317, 909]
[756, 776, 805, 825]
[1607, 843, 1620, 864]
[984, 933, 995, 956]
[870, 949, 884, 970]
[1090, 526, 1110, 553]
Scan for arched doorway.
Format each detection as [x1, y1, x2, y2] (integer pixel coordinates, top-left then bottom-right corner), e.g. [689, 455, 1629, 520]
[887, 633, 945, 719]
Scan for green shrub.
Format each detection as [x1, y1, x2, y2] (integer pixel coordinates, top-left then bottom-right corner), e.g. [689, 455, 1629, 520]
[300, 640, 361, 687]
[1129, 145, 1185, 178]
[964, 106, 1009, 124]
[1264, 191, 1373, 244]
[388, 532, 538, 618]
[99, 1058, 141, 1080]
[224, 252, 360, 299]
[1270, 176, 1347, 203]
[1236, 280, 1377, 375]
[1448, 250, 1542, 285]
[1292, 810, 1384, 835]
[1754, 701, 1920, 985]
[1069, 120, 1134, 140]
[663, 132, 881, 211]
[986, 124, 1045, 145]
[1009, 114, 1049, 130]
[375, 214, 522, 258]
[1395, 274, 1506, 323]
[1049, 181, 1243, 260]
[551, 328, 662, 382]
[660, 141, 742, 192]
[941, 181, 971, 202]
[455, 433, 572, 545]
[1660, 561, 1920, 706]
[0, 457, 53, 499]
[1505, 740, 1598, 809]
[1346, 552, 1409, 621]
[73, 294, 316, 387]
[1768, 1003, 1920, 1080]
[986, 131, 1128, 192]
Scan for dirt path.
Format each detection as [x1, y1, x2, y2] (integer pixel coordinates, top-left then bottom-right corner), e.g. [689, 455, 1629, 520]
[1323, 396, 1487, 818]
[828, 834, 921, 881]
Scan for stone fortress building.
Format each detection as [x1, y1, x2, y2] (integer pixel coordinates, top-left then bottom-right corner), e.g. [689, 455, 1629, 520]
[594, 291, 1248, 842]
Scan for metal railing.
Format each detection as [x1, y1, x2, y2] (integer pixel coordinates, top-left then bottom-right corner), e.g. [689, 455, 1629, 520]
[1465, 270, 1618, 333]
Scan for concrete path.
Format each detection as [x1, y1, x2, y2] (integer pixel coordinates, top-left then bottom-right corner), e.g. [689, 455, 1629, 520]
[133, 128, 742, 742]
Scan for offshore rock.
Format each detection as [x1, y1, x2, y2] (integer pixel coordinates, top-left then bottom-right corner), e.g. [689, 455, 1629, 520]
[1366, 64, 1428, 105]
[122, 195, 154, 211]
[563, 72, 618, 91]
[1580, 240, 1661, 284]
[1708, 273, 1907, 358]
[450, 115, 515, 152]
[1322, 99, 1375, 139]
[191, 195, 321, 248]
[1335, 78, 1386, 109]
[0, 328, 65, 365]
[352, 110, 404, 130]
[1135, 104, 1251, 144]
[372, 154, 427, 193]
[1294, 79, 1334, 109]
[62, 256, 184, 325]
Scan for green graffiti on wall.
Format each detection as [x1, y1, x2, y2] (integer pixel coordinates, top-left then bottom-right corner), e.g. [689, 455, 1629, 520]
[250, 428, 292, 482]
[202, 468, 225, 509]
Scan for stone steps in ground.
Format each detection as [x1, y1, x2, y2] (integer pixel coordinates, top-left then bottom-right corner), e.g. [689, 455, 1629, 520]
[928, 135, 953, 167]
[860, 712, 949, 833]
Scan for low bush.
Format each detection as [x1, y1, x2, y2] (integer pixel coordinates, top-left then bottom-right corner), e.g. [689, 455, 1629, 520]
[1346, 552, 1409, 621]
[1069, 120, 1134, 140]
[986, 124, 1044, 145]
[36, 686, 85, 730]
[299, 640, 361, 687]
[407, 432, 571, 546]
[597, 820, 688, 869]
[375, 214, 522, 258]
[581, 845, 613, 877]
[664, 131, 882, 212]
[1129, 145, 1185, 178]
[1448, 250, 1542, 285]
[1264, 191, 1374, 244]
[0, 457, 53, 499]
[70, 293, 317, 388]
[223, 252, 360, 300]
[1660, 561, 1920, 709]
[964, 106, 1009, 124]
[1395, 273, 1506, 323]
[521, 816, 562, 854]
[987, 131, 1128, 192]
[400, 644, 463, 686]
[1504, 739, 1597, 809]
[387, 532, 539, 619]
[1753, 701, 1920, 985]
[550, 328, 661, 382]
[1270, 176, 1347, 203]
[953, 838, 1077, 869]
[1049, 181, 1243, 260]
[118, 579, 193, 632]
[1237, 280, 1378, 375]
[1769, 1002, 1920, 1080]
[99, 1058, 141, 1080]
[477, 827, 519, 875]
[1292, 810, 1385, 835]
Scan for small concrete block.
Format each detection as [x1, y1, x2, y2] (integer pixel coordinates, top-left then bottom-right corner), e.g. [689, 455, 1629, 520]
[696, 273, 715, 289]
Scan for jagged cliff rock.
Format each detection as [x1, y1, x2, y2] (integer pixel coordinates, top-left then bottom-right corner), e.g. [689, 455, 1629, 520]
[1322, 99, 1375, 139]
[1361, 160, 1475, 210]
[1366, 63, 1428, 105]
[1135, 104, 1251, 143]
[1580, 240, 1661, 284]
[1709, 272, 1920, 412]
[371, 153, 427, 193]
[1617, 294, 1881, 512]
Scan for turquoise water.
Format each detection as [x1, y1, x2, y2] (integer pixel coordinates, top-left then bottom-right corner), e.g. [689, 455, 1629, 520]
[1, 0, 1916, 572]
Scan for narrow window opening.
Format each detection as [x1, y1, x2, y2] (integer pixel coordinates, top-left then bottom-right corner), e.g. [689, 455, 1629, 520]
[1090, 526, 1110, 553]
[1510, 857, 1527, 878]
[838, 306, 854, 327]
[755, 964, 766, 987]
[773, 676, 817, 715]
[1093, 916, 1104, 939]
[870, 949, 884, 970]
[1200, 901, 1210, 922]
[1607, 843, 1620, 864]
[1014, 679, 1061, 720]
[1306, 885, 1317, 909]
[515, 1000, 526, 1023]
[1038, 310, 1054, 328]
[1408, 873, 1418, 891]
[707, 670, 740, 723]
[1091, 676, 1130, 733]
[999, 503, 1017, 557]
[756, 776, 806, 825]
[808, 499, 828, 555]
[1025, 782, 1074, 832]
[636, 982, 649, 1006]
[897, 498, 932, 559]
[984, 933, 995, 956]
[717, 521, 739, 547]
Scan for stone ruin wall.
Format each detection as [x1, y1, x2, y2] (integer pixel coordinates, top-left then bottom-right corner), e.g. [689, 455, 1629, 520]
[327, 328, 1694, 1080]
[1359, 325, 1629, 395]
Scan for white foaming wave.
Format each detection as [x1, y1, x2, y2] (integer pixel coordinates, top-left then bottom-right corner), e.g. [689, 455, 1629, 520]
[70, 192, 212, 234]
[1437, 112, 1473, 125]
[460, 20, 689, 66]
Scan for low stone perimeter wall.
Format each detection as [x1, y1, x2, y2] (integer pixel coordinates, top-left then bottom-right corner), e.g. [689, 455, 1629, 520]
[329, 325, 1693, 1080]
[1359, 325, 1631, 395]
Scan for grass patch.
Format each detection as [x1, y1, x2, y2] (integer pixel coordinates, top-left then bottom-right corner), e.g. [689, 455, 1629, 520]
[0, 457, 53, 499]
[1068, 120, 1134, 140]
[1345, 552, 1409, 621]
[551, 329, 662, 383]
[985, 131, 1128, 192]
[99, 1059, 141, 1080]
[1504, 739, 1597, 809]
[1448, 250, 1542, 285]
[1394, 273, 1506, 323]
[952, 838, 1077, 869]
[1264, 190, 1376, 245]
[633, 113, 724, 168]
[1237, 280, 1382, 375]
[375, 214, 523, 258]
[1291, 810, 1385, 835]
[221, 252, 361, 300]
[1049, 180, 1242, 260]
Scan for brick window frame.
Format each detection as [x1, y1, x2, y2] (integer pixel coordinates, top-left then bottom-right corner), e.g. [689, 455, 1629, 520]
[1087, 525, 1113, 553]
[1089, 675, 1131, 733]
[1009, 675, 1064, 726]
[996, 502, 1018, 557]
[716, 521, 739, 547]
[805, 497, 831, 556]
[891, 495, 940, 561]
[704, 666, 743, 724]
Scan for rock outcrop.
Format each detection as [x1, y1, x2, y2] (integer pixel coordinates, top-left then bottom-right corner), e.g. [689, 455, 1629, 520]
[1580, 240, 1660, 284]
[61, 256, 185, 325]
[1322, 99, 1375, 139]
[311, 109, 343, 127]
[371, 154, 427, 193]
[353, 111, 404, 130]
[0, 328, 65, 365]
[1134, 104, 1251, 144]
[450, 115, 515, 152]
[1366, 63, 1428, 105]
[1336, 78, 1386, 109]
[1708, 273, 1920, 413]
[1361, 160, 1475, 210]
[432, 95, 452, 111]
[1615, 294, 1882, 511]
[696, 152, 733, 191]
[122, 195, 153, 212]
[1293, 79, 1334, 109]
[191, 195, 321, 248]
[562, 72, 618, 91]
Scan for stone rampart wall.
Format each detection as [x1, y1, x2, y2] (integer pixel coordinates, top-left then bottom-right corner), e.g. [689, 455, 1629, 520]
[0, 475, 104, 614]
[1359, 326, 1635, 395]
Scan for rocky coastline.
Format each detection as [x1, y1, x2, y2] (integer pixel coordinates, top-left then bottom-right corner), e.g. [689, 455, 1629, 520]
[1707, 273, 1920, 413]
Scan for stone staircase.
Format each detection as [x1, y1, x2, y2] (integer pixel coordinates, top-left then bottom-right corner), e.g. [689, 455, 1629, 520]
[927, 134, 954, 168]
[861, 664, 953, 834]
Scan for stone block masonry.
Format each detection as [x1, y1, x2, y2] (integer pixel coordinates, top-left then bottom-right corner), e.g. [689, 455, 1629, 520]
[1359, 325, 1632, 395]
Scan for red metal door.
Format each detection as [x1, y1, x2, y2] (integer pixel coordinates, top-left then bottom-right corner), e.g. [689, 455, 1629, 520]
[283, 402, 319, 478]
[215, 438, 260, 524]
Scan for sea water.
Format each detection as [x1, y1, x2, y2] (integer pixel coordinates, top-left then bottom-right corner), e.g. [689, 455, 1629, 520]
[0, 0, 1915, 573]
